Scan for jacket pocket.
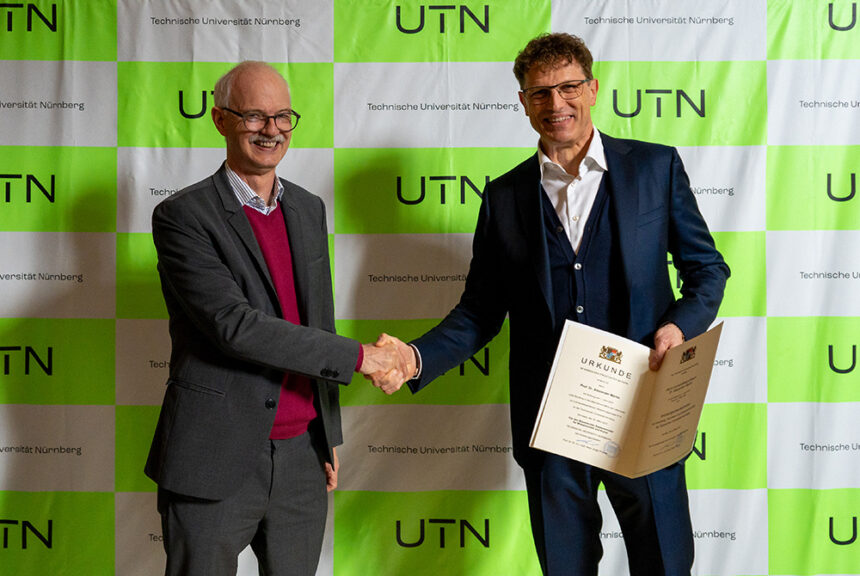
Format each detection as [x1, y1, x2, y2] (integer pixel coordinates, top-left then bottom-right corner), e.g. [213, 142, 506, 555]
[168, 377, 226, 397]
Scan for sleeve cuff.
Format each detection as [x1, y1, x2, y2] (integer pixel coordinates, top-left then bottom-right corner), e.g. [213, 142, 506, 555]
[409, 343, 422, 380]
[354, 342, 364, 372]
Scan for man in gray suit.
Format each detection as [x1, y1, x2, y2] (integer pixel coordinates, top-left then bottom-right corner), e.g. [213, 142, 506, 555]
[145, 61, 410, 576]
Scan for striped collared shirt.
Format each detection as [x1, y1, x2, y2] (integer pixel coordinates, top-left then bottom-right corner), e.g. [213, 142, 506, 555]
[225, 164, 285, 215]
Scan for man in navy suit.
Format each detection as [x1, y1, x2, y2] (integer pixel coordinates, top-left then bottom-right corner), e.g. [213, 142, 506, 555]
[373, 33, 729, 575]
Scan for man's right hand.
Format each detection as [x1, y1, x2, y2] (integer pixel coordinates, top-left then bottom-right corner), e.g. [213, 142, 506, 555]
[359, 334, 416, 395]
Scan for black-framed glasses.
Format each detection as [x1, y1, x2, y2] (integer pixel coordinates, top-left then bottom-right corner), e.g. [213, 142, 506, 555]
[521, 79, 592, 105]
[221, 107, 300, 132]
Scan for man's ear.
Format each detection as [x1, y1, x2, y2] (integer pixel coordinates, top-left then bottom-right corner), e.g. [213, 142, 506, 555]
[211, 106, 227, 136]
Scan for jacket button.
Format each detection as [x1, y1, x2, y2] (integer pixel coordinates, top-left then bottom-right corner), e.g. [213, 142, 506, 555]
[330, 370, 339, 378]
[265, 398, 276, 409]
[320, 368, 331, 377]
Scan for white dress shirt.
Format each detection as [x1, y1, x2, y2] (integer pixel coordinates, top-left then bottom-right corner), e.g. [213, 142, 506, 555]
[538, 128, 608, 253]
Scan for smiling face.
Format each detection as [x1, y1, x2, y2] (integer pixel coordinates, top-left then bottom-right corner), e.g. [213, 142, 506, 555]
[518, 60, 598, 163]
[212, 64, 292, 181]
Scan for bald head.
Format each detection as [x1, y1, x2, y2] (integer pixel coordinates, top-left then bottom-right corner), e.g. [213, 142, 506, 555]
[213, 61, 290, 109]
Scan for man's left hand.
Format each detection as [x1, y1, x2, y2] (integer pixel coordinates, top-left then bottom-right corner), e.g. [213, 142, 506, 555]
[325, 447, 339, 492]
[649, 323, 684, 371]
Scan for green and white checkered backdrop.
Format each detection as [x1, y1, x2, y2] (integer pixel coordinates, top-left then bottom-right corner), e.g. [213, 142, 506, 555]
[1, 1, 858, 574]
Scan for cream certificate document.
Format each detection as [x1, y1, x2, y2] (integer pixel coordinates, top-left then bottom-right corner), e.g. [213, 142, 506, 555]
[529, 321, 723, 478]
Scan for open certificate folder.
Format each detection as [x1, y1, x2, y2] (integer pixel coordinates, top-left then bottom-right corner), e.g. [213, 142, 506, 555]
[530, 321, 723, 479]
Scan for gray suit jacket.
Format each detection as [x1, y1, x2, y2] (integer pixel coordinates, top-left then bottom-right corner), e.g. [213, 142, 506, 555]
[145, 164, 358, 500]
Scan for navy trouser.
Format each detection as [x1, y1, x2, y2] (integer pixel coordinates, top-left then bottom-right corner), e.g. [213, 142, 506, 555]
[524, 455, 694, 576]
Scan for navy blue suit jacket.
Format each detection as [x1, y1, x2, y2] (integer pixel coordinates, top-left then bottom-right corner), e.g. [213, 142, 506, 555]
[409, 133, 730, 469]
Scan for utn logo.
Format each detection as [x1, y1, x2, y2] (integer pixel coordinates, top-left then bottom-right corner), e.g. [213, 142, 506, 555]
[691, 431, 707, 461]
[0, 173, 55, 203]
[0, 519, 52, 549]
[179, 90, 215, 119]
[828, 344, 856, 374]
[613, 89, 705, 119]
[0, 345, 53, 375]
[830, 515, 857, 545]
[396, 175, 488, 205]
[395, 5, 489, 34]
[460, 347, 489, 376]
[827, 172, 856, 202]
[0, 2, 56, 32]
[828, 2, 857, 31]
[396, 518, 489, 548]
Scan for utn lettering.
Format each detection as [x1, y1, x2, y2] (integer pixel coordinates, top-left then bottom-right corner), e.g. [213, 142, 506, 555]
[0, 173, 55, 203]
[0, 345, 52, 375]
[0, 2, 56, 32]
[827, 173, 856, 202]
[396, 5, 489, 34]
[179, 90, 215, 119]
[396, 518, 489, 548]
[396, 175, 487, 205]
[828, 344, 856, 374]
[828, 2, 857, 31]
[830, 516, 857, 545]
[613, 89, 705, 118]
[0, 519, 52, 549]
[460, 347, 489, 376]
[692, 431, 706, 461]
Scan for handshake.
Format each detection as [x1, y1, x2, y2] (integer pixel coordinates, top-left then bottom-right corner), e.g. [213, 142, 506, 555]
[358, 334, 417, 395]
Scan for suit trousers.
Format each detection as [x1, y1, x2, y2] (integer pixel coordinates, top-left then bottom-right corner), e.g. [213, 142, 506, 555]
[523, 454, 694, 576]
[157, 431, 328, 576]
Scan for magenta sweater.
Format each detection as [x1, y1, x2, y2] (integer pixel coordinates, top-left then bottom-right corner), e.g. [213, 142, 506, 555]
[243, 204, 317, 439]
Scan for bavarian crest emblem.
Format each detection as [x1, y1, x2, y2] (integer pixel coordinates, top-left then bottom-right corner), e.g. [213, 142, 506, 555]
[599, 346, 622, 364]
[681, 346, 697, 364]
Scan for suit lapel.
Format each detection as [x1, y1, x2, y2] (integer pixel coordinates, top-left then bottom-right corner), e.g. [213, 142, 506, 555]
[518, 135, 640, 327]
[602, 134, 638, 297]
[215, 167, 310, 323]
[514, 154, 554, 322]
[213, 165, 278, 302]
[281, 182, 310, 322]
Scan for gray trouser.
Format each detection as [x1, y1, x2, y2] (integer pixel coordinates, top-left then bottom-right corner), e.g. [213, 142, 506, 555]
[158, 432, 328, 576]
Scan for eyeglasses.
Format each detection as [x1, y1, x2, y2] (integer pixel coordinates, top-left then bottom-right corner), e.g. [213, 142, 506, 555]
[521, 79, 592, 105]
[221, 107, 300, 132]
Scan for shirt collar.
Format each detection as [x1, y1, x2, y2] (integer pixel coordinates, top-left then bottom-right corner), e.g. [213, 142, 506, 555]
[224, 163, 285, 214]
[538, 127, 608, 180]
